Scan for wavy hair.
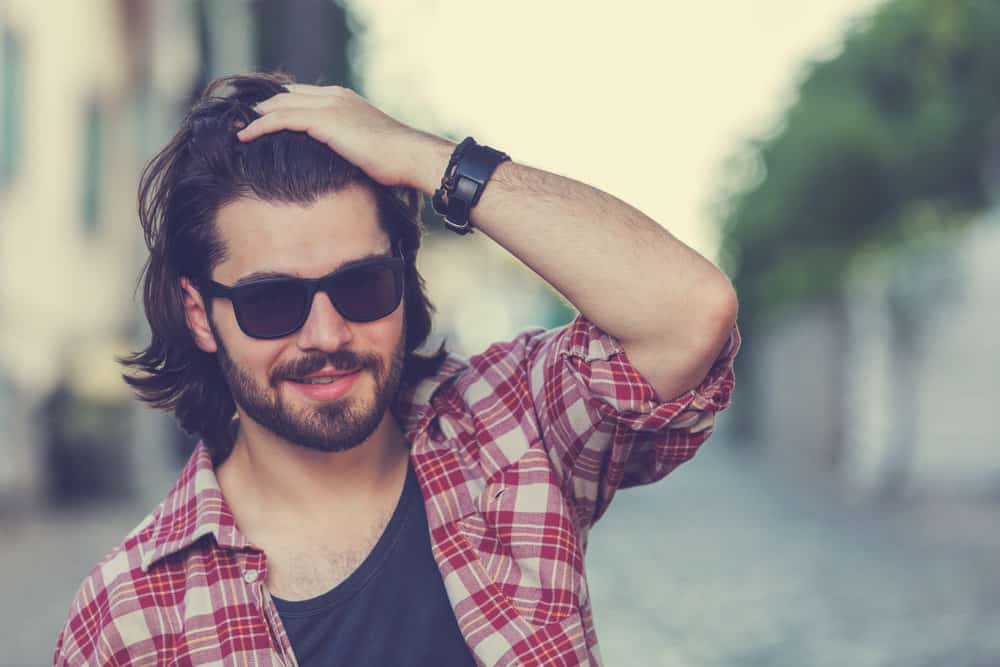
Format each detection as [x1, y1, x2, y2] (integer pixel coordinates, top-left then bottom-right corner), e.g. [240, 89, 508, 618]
[120, 72, 447, 462]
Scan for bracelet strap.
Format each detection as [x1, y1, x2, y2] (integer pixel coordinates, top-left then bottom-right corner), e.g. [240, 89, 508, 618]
[432, 137, 510, 235]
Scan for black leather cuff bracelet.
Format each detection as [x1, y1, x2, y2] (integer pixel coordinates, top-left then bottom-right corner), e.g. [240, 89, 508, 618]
[432, 137, 510, 235]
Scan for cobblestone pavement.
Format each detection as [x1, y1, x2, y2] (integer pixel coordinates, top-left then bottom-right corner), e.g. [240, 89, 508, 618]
[3, 442, 998, 666]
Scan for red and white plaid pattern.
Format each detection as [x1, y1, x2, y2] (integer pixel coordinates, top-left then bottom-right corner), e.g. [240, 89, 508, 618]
[55, 314, 740, 666]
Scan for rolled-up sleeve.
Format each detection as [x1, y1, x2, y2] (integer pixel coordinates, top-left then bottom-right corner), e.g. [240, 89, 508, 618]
[526, 313, 741, 529]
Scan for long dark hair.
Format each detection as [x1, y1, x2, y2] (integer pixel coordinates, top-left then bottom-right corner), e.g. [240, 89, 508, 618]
[120, 72, 447, 462]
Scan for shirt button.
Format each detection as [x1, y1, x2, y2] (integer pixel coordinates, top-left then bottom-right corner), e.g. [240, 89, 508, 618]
[243, 569, 260, 584]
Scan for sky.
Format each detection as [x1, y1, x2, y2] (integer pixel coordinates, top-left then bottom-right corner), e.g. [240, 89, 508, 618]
[343, 0, 886, 263]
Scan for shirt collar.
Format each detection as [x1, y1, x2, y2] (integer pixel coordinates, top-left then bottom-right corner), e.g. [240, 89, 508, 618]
[140, 441, 251, 572]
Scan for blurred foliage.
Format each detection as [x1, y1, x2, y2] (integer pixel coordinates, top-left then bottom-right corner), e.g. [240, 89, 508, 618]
[717, 0, 1000, 335]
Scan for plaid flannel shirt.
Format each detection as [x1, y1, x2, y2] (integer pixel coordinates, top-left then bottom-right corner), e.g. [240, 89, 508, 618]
[55, 314, 740, 666]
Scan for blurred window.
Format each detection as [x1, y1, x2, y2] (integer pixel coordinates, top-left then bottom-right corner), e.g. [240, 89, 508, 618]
[81, 101, 103, 233]
[0, 28, 23, 187]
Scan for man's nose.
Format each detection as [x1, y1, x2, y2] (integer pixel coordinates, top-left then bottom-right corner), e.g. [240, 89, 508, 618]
[295, 291, 354, 352]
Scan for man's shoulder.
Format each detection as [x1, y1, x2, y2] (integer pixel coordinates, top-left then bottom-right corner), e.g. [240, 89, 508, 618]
[398, 318, 596, 412]
[419, 319, 578, 385]
[55, 505, 164, 662]
[456, 314, 623, 376]
[396, 321, 587, 442]
[70, 504, 161, 606]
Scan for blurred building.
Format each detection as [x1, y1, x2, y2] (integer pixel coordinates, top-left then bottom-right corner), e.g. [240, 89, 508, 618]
[0, 1, 253, 508]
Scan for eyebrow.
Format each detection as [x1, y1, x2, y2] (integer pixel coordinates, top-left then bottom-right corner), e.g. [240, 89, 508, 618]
[232, 249, 394, 287]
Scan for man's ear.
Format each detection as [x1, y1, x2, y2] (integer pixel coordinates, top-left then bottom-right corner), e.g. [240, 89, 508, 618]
[179, 277, 218, 354]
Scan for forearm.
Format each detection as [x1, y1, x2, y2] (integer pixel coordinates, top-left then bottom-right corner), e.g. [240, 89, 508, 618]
[407, 135, 739, 399]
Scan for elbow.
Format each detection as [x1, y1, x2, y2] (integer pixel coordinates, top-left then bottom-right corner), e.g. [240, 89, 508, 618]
[721, 280, 739, 329]
[707, 277, 739, 342]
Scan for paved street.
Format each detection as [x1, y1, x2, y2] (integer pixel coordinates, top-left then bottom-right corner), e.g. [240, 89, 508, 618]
[587, 444, 1000, 666]
[3, 441, 999, 666]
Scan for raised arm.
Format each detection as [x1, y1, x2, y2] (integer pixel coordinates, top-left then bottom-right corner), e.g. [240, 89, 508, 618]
[407, 137, 738, 401]
[239, 84, 738, 401]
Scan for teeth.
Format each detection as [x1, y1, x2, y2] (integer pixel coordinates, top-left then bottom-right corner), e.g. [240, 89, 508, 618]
[298, 377, 337, 384]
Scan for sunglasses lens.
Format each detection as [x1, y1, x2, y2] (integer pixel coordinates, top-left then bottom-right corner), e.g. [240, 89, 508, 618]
[329, 263, 402, 322]
[238, 281, 310, 338]
[225, 260, 402, 338]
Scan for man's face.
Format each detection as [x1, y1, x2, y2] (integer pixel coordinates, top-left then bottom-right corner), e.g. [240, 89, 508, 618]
[200, 185, 405, 453]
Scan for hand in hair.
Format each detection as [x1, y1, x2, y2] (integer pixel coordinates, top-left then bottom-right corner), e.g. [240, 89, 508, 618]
[236, 84, 454, 192]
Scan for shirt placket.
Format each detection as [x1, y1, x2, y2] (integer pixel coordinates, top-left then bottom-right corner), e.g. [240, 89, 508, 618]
[238, 550, 299, 667]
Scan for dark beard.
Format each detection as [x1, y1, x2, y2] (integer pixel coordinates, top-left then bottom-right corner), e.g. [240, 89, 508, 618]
[214, 330, 405, 454]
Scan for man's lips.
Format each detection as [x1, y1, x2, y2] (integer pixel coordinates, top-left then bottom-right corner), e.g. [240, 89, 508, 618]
[286, 368, 362, 382]
[281, 368, 363, 401]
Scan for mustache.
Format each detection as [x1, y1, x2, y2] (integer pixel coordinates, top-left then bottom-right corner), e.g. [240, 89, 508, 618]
[270, 349, 378, 385]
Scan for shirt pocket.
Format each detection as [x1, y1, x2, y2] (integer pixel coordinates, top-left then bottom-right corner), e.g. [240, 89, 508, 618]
[458, 447, 585, 627]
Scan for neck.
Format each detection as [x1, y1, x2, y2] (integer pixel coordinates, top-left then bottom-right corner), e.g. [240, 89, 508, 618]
[216, 409, 409, 526]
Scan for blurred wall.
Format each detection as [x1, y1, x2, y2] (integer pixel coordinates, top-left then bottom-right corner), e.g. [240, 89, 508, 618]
[846, 213, 1000, 498]
[755, 300, 847, 474]
[752, 212, 1000, 500]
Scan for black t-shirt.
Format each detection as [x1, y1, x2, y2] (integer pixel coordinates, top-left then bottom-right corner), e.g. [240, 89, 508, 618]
[272, 462, 477, 667]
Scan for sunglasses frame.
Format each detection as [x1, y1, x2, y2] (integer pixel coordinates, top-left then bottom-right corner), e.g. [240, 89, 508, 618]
[200, 248, 406, 340]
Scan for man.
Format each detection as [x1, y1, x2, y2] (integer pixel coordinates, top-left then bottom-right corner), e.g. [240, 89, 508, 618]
[54, 72, 740, 666]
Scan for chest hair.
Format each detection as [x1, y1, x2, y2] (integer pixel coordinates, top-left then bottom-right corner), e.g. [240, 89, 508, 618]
[265, 508, 395, 601]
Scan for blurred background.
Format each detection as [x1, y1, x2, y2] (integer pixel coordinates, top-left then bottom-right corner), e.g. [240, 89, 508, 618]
[2, 0, 999, 664]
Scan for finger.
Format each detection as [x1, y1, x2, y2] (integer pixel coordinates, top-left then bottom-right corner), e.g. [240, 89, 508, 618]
[254, 91, 332, 113]
[236, 108, 329, 142]
[285, 83, 337, 95]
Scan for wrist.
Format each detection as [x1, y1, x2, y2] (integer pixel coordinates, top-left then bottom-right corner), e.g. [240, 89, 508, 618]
[403, 132, 456, 196]
[430, 138, 510, 235]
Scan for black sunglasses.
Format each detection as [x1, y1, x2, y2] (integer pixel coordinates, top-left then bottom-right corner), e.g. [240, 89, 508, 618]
[201, 248, 405, 340]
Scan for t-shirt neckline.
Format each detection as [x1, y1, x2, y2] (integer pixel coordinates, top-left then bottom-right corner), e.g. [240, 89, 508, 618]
[270, 461, 417, 617]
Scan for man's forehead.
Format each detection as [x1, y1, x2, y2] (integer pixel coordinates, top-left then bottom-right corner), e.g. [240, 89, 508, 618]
[212, 188, 389, 281]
